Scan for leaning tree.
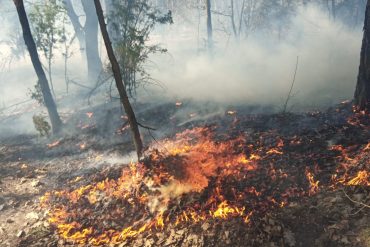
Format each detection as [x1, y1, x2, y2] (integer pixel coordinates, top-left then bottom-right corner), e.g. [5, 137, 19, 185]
[93, 0, 143, 159]
[13, 0, 62, 133]
[355, 0, 370, 110]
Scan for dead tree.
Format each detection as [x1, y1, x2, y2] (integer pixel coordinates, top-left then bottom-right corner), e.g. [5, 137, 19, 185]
[355, 0, 370, 110]
[13, 0, 62, 133]
[93, 0, 144, 159]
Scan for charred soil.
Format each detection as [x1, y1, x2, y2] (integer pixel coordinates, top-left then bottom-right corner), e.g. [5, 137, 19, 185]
[0, 101, 369, 247]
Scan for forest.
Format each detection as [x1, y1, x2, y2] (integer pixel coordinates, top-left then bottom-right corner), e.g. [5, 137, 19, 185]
[0, 0, 369, 246]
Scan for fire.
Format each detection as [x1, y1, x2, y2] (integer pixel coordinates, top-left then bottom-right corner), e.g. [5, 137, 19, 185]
[148, 127, 258, 191]
[226, 110, 237, 116]
[266, 148, 283, 155]
[86, 112, 94, 118]
[210, 201, 245, 219]
[305, 168, 319, 196]
[364, 142, 370, 151]
[175, 102, 183, 107]
[79, 142, 86, 150]
[47, 140, 61, 148]
[344, 170, 370, 186]
[40, 125, 369, 245]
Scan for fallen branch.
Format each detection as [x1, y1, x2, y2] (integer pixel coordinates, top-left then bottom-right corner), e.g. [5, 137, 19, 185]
[342, 189, 370, 209]
[137, 122, 156, 131]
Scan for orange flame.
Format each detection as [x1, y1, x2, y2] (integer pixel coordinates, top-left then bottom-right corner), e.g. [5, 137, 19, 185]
[305, 168, 319, 196]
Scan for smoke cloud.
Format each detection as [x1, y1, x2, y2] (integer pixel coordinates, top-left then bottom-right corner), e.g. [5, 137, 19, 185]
[146, 5, 362, 110]
[0, 3, 365, 136]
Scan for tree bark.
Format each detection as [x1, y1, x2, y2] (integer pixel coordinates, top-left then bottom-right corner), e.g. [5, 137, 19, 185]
[82, 0, 103, 85]
[355, 0, 370, 110]
[13, 0, 62, 133]
[206, 0, 213, 52]
[93, 0, 143, 159]
[104, 0, 117, 41]
[230, 0, 237, 38]
[331, 0, 336, 20]
[63, 0, 85, 51]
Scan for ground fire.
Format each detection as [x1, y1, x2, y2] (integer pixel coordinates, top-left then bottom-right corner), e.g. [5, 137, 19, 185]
[34, 105, 369, 246]
[1, 1, 370, 246]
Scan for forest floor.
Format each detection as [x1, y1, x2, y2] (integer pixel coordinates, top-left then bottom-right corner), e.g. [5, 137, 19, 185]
[0, 100, 369, 247]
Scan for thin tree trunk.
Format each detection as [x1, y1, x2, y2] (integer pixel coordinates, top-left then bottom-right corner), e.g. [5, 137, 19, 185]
[82, 0, 103, 85]
[206, 0, 213, 52]
[355, 0, 370, 110]
[238, 0, 246, 37]
[332, 0, 336, 20]
[13, 0, 62, 133]
[230, 0, 237, 37]
[93, 0, 143, 159]
[104, 0, 117, 41]
[48, 39, 55, 96]
[63, 0, 85, 51]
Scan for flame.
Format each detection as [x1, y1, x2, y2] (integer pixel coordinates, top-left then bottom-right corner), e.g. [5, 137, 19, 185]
[79, 142, 86, 150]
[86, 112, 94, 118]
[47, 140, 61, 148]
[148, 127, 258, 192]
[40, 125, 369, 245]
[175, 102, 183, 107]
[266, 148, 283, 155]
[305, 168, 319, 196]
[344, 170, 370, 186]
[226, 110, 237, 116]
[210, 201, 245, 219]
[364, 142, 370, 151]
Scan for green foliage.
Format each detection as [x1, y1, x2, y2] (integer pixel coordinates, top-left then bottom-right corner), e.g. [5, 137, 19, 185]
[109, 1, 173, 96]
[28, 82, 44, 105]
[29, 0, 67, 62]
[32, 114, 51, 137]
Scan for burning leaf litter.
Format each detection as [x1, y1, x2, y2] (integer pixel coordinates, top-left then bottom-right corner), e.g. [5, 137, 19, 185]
[39, 107, 370, 246]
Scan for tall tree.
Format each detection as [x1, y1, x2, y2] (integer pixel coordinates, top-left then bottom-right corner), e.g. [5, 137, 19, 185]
[230, 0, 237, 37]
[107, 1, 172, 96]
[62, 0, 102, 85]
[332, 0, 336, 20]
[206, 0, 213, 52]
[63, 0, 84, 49]
[82, 0, 103, 85]
[355, 0, 370, 110]
[93, 0, 143, 158]
[13, 0, 62, 133]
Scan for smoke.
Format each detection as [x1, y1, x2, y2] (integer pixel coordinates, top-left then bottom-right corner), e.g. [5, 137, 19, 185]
[0, 3, 365, 137]
[146, 5, 362, 110]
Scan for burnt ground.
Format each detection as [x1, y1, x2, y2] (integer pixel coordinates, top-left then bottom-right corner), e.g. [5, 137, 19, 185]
[0, 100, 369, 247]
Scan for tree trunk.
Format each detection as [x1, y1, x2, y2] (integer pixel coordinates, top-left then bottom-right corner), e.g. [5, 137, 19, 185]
[331, 0, 336, 20]
[82, 0, 103, 85]
[93, 0, 143, 159]
[63, 0, 85, 51]
[13, 0, 62, 134]
[206, 0, 213, 52]
[230, 0, 237, 38]
[355, 0, 370, 110]
[104, 0, 117, 41]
